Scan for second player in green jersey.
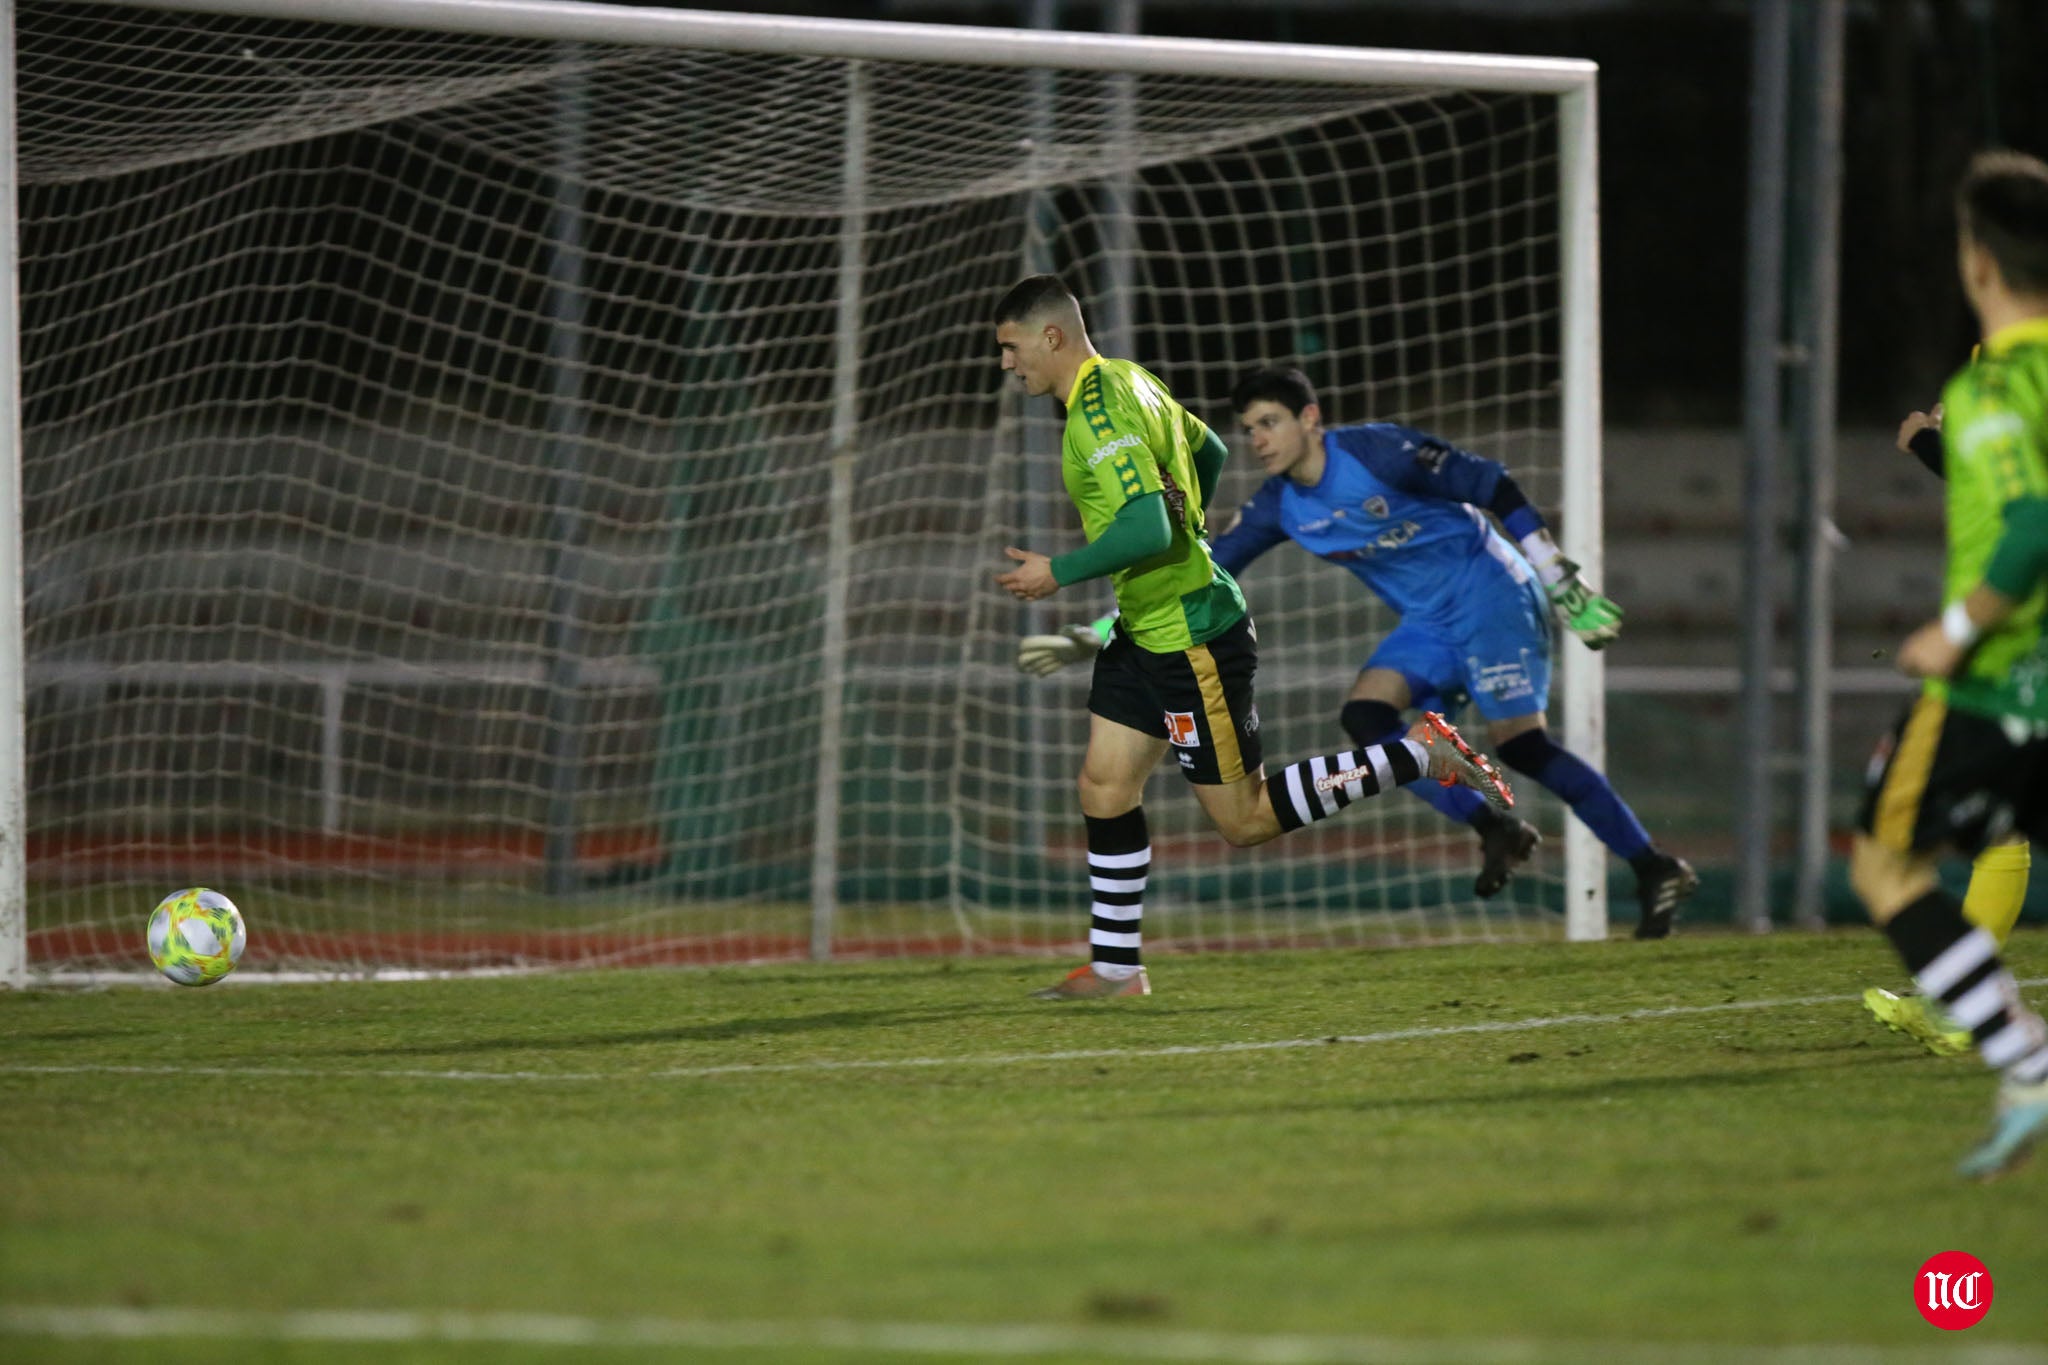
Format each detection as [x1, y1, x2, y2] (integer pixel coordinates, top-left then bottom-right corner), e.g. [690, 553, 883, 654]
[1850, 149, 2048, 1180]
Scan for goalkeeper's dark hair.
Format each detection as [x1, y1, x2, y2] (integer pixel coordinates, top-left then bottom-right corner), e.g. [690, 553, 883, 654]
[1230, 366, 1318, 417]
[1957, 149, 2048, 294]
[994, 273, 1083, 326]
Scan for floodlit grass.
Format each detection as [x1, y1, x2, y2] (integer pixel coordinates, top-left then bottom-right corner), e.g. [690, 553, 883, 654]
[3, 931, 2045, 1363]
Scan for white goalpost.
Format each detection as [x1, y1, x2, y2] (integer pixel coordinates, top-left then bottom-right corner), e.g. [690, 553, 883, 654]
[3, 0, 1602, 984]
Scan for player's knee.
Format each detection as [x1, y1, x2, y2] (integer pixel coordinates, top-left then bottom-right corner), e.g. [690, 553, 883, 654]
[1339, 699, 1403, 748]
[1200, 792, 1254, 846]
[1077, 767, 1141, 818]
[1212, 810, 1266, 848]
[1199, 782, 1278, 847]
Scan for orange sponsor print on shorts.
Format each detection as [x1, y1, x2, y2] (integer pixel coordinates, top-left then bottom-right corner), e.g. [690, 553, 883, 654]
[1165, 711, 1201, 747]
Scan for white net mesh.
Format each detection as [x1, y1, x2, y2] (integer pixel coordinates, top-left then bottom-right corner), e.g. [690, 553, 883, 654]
[22, 1, 1575, 975]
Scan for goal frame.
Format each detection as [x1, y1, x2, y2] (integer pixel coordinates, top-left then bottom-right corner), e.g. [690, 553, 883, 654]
[0, 0, 1605, 986]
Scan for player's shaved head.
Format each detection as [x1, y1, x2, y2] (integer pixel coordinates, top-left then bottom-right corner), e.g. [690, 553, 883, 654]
[994, 274, 1085, 329]
[1958, 149, 2048, 295]
[994, 274, 1097, 400]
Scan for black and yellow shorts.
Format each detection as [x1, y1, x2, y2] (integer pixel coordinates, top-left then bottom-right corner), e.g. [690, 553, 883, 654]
[1857, 694, 2048, 856]
[1087, 614, 1264, 785]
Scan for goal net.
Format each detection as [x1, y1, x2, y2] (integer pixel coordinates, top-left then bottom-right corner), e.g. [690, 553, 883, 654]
[14, 0, 1601, 979]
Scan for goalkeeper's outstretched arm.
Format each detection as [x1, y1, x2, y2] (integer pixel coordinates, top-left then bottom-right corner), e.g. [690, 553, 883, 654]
[1355, 425, 1623, 648]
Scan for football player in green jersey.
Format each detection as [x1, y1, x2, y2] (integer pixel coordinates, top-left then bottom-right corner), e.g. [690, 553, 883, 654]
[1851, 150, 2048, 1178]
[1863, 402, 2032, 1057]
[991, 274, 1513, 1000]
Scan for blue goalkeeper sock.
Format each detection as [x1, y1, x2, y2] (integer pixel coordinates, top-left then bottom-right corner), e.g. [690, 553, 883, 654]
[1496, 729, 1651, 860]
[1340, 699, 1490, 826]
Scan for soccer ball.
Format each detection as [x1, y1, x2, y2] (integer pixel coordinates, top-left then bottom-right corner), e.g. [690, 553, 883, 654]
[146, 887, 246, 987]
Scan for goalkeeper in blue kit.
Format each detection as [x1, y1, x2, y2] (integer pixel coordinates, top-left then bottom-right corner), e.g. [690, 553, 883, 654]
[1021, 367, 1695, 937]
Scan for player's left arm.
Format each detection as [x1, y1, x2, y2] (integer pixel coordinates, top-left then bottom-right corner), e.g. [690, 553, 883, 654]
[1366, 425, 1623, 648]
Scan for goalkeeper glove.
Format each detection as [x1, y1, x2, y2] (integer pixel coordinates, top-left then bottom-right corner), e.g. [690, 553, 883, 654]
[1017, 619, 1112, 676]
[1517, 528, 1623, 650]
[1545, 559, 1623, 649]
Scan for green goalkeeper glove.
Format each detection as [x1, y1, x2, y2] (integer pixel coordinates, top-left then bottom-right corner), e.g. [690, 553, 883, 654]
[1017, 618, 1113, 676]
[1546, 559, 1623, 649]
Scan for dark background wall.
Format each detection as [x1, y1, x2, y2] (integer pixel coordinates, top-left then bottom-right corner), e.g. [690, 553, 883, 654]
[701, 0, 2048, 426]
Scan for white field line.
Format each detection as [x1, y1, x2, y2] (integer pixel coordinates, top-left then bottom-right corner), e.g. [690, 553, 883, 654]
[3, 1305, 2045, 1365]
[2, 982, 2042, 1086]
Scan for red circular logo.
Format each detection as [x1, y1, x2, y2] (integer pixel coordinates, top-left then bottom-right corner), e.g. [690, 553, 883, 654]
[1916, 1251, 1993, 1330]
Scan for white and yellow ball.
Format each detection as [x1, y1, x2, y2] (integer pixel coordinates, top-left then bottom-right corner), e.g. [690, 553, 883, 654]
[146, 888, 246, 987]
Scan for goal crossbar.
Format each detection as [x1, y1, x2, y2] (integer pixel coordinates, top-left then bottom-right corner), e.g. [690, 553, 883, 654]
[92, 0, 1597, 93]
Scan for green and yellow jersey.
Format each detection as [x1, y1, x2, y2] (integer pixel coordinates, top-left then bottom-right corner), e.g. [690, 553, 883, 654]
[1937, 315, 2048, 726]
[1060, 355, 1244, 652]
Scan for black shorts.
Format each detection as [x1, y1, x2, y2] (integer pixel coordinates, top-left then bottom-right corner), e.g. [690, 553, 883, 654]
[1856, 693, 2048, 856]
[1087, 614, 1264, 785]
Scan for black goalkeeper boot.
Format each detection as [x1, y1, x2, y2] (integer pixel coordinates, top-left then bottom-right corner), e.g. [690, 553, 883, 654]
[1471, 808, 1541, 898]
[1631, 851, 1698, 940]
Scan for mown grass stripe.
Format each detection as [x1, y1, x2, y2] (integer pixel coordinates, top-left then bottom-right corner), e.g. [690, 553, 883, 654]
[4, 1305, 2044, 1364]
[3, 983, 2040, 1085]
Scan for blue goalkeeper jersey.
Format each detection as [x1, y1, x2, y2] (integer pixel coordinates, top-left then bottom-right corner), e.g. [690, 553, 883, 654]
[1210, 422, 1538, 628]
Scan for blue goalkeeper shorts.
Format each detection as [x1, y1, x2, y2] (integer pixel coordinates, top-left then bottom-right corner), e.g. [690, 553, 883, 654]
[1365, 576, 1552, 722]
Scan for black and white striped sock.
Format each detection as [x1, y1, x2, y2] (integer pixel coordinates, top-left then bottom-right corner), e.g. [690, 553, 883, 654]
[1267, 740, 1428, 834]
[1086, 806, 1149, 981]
[1886, 890, 2048, 1083]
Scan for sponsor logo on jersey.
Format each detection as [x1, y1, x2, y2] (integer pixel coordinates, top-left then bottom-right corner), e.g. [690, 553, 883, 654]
[1165, 711, 1201, 747]
[1412, 440, 1450, 472]
[1085, 432, 1145, 467]
[1375, 521, 1422, 550]
[1363, 496, 1389, 519]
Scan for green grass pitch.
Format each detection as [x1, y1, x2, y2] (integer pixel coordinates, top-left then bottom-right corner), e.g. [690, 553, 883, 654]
[3, 931, 2045, 1363]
